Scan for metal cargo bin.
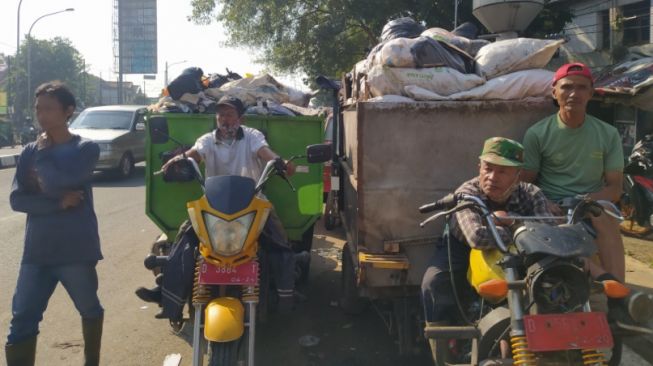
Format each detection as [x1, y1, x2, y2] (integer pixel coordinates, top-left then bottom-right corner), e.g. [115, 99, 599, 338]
[341, 99, 555, 297]
[145, 113, 324, 241]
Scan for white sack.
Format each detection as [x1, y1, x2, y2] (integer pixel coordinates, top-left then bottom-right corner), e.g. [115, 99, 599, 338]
[475, 38, 564, 79]
[405, 69, 554, 101]
[367, 65, 485, 97]
[378, 37, 417, 68]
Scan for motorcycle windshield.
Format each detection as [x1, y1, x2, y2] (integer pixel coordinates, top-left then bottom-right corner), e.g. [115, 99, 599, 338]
[514, 222, 597, 258]
[204, 176, 256, 215]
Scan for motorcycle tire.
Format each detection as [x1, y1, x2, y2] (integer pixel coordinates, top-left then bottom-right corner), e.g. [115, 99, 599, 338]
[208, 336, 246, 366]
[294, 224, 314, 284]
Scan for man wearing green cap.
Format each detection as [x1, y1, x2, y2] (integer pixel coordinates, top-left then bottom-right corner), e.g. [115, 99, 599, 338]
[421, 137, 552, 363]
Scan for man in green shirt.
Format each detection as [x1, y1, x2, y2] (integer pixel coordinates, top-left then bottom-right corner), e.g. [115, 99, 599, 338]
[521, 63, 625, 282]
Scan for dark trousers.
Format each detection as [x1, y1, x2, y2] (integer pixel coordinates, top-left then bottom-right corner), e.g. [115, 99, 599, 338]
[421, 235, 475, 323]
[7, 263, 103, 344]
[160, 212, 295, 320]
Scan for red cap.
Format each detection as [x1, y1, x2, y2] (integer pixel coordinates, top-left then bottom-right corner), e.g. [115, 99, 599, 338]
[552, 63, 593, 86]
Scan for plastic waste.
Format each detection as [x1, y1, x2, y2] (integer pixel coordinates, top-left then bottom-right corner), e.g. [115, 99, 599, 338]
[381, 17, 425, 42]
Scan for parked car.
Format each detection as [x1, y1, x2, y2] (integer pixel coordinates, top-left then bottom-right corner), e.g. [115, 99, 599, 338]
[69, 105, 148, 178]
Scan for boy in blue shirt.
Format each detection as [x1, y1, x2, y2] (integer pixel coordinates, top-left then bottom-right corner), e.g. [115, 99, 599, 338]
[6, 81, 103, 366]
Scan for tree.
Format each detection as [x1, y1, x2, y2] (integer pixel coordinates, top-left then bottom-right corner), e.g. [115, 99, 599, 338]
[189, 0, 572, 83]
[6, 37, 92, 123]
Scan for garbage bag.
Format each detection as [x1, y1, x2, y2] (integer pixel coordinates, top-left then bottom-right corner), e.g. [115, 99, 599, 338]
[375, 36, 474, 73]
[367, 65, 484, 97]
[405, 69, 553, 101]
[421, 28, 471, 53]
[207, 68, 242, 88]
[381, 17, 425, 42]
[215, 74, 311, 107]
[167, 67, 205, 100]
[421, 28, 490, 57]
[452, 22, 479, 39]
[475, 38, 564, 79]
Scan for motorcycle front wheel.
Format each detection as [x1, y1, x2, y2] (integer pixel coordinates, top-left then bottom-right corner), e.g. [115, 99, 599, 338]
[209, 334, 247, 366]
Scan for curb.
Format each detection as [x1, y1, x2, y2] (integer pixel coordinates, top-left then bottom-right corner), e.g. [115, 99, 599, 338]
[0, 154, 19, 169]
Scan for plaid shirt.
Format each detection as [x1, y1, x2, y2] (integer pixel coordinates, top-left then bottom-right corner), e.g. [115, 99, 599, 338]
[451, 177, 552, 250]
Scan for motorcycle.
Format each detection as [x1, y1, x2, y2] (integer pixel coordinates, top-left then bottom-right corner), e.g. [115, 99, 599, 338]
[151, 143, 331, 366]
[419, 194, 653, 366]
[621, 134, 653, 236]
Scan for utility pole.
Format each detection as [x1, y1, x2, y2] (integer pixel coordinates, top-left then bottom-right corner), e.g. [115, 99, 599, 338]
[117, 0, 124, 104]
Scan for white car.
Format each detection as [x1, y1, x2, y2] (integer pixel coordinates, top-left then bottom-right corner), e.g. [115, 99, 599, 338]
[70, 105, 148, 178]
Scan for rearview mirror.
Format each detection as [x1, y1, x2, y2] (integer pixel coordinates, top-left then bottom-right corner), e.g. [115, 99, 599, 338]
[135, 122, 146, 131]
[306, 144, 331, 164]
[148, 116, 169, 144]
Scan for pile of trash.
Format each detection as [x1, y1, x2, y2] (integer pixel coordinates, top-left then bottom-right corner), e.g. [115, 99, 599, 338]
[149, 67, 329, 117]
[594, 56, 653, 111]
[348, 17, 565, 103]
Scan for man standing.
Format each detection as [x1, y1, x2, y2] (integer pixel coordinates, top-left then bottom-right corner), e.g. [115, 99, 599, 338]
[421, 137, 552, 363]
[521, 63, 625, 282]
[6, 81, 103, 366]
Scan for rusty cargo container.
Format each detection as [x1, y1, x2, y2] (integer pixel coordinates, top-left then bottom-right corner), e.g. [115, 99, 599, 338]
[334, 98, 555, 352]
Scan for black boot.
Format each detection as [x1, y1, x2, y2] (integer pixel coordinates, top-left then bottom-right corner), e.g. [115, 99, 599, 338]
[82, 315, 103, 366]
[5, 335, 37, 366]
[135, 286, 162, 304]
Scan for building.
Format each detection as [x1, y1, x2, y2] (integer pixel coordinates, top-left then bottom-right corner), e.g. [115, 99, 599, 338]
[98, 80, 140, 105]
[563, 0, 651, 54]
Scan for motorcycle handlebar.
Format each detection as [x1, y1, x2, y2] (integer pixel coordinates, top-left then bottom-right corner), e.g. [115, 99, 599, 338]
[419, 193, 460, 213]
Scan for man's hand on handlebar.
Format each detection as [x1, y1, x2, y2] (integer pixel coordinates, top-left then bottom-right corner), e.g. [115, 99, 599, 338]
[161, 154, 184, 172]
[285, 160, 296, 176]
[493, 210, 515, 227]
[547, 200, 563, 216]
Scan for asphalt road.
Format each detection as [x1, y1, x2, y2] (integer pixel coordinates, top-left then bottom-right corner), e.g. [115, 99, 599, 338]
[0, 166, 422, 366]
[0, 165, 650, 365]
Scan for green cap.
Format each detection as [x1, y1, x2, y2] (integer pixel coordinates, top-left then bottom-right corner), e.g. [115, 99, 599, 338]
[479, 137, 524, 167]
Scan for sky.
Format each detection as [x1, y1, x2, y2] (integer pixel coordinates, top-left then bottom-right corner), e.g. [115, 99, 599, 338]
[0, 0, 307, 96]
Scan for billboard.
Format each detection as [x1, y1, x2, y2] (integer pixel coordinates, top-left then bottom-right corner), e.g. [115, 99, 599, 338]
[115, 0, 157, 74]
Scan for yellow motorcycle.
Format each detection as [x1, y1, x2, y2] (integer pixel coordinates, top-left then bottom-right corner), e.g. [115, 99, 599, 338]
[419, 194, 652, 366]
[172, 144, 330, 366]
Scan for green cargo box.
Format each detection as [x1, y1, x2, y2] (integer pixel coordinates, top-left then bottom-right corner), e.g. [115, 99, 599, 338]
[145, 113, 324, 242]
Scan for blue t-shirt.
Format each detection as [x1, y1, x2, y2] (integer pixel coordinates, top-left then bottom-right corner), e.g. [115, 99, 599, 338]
[10, 135, 103, 265]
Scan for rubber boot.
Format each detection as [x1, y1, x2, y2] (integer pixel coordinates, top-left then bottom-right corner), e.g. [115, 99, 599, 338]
[5, 335, 37, 366]
[426, 321, 450, 366]
[82, 315, 103, 366]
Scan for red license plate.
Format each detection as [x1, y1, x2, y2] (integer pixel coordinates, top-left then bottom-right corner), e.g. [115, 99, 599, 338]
[198, 261, 259, 286]
[524, 312, 613, 352]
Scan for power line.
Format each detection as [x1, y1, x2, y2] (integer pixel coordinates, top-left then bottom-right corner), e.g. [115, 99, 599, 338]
[573, 3, 651, 18]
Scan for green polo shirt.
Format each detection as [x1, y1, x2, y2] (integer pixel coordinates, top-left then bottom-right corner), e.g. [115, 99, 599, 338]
[522, 114, 624, 201]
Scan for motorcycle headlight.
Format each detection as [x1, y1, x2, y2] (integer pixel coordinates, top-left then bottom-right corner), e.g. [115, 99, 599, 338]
[528, 262, 590, 314]
[203, 212, 255, 256]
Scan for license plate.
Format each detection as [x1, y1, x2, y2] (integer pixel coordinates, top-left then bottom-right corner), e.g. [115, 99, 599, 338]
[524, 312, 613, 352]
[198, 261, 259, 286]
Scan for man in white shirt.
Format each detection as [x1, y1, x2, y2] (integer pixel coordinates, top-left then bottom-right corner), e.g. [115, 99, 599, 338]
[137, 96, 300, 314]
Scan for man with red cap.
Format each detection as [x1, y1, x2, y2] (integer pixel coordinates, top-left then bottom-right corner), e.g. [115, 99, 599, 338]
[521, 63, 625, 283]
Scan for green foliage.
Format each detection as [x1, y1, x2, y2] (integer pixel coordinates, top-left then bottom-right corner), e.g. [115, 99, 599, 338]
[189, 0, 572, 84]
[523, 2, 574, 39]
[6, 37, 93, 118]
